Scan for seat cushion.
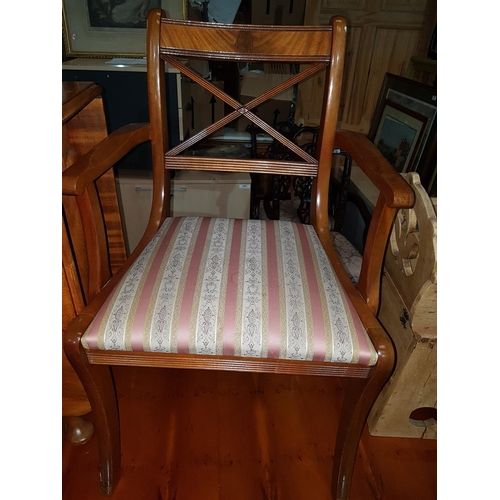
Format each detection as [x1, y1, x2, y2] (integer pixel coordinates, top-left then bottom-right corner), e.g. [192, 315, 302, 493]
[83, 217, 377, 366]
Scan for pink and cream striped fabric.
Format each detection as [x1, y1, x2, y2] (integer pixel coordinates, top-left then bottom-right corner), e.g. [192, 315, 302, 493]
[83, 217, 377, 366]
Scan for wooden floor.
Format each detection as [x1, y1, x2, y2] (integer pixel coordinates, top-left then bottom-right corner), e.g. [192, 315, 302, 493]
[62, 366, 436, 499]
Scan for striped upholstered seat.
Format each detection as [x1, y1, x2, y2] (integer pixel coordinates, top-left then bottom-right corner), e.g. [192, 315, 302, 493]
[83, 217, 377, 366]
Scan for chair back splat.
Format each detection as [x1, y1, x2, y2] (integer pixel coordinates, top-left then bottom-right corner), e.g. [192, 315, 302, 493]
[63, 8, 414, 498]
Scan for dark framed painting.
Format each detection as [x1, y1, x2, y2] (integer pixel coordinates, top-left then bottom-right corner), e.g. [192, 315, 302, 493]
[368, 74, 437, 194]
[63, 0, 186, 58]
[372, 101, 428, 174]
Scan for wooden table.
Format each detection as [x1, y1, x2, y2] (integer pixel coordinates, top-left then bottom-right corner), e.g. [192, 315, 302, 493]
[62, 82, 128, 444]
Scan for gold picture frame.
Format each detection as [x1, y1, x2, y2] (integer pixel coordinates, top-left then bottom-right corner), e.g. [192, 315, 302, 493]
[63, 1, 186, 58]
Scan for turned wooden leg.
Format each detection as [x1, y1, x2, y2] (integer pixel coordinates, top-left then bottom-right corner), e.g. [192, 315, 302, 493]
[65, 321, 121, 496]
[332, 377, 383, 500]
[64, 416, 95, 445]
[81, 362, 121, 496]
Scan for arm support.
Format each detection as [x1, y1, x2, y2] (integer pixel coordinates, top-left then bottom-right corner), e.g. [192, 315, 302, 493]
[334, 130, 414, 209]
[62, 124, 151, 196]
[334, 130, 415, 314]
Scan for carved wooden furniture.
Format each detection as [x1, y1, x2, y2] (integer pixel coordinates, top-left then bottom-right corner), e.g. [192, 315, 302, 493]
[62, 82, 128, 443]
[62, 11, 414, 498]
[367, 172, 437, 438]
[337, 172, 437, 438]
[326, 172, 437, 438]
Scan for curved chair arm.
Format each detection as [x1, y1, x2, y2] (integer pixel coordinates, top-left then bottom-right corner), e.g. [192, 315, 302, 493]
[62, 123, 151, 196]
[62, 123, 152, 303]
[334, 130, 414, 209]
[333, 130, 415, 315]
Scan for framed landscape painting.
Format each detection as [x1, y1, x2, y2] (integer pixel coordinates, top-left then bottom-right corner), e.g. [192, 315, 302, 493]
[63, 0, 186, 58]
[369, 74, 437, 193]
[372, 101, 428, 173]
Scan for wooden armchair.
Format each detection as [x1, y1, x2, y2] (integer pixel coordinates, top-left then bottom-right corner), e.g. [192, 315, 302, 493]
[62, 10, 414, 499]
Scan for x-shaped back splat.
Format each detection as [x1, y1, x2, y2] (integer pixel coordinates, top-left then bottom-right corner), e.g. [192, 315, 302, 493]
[162, 54, 328, 178]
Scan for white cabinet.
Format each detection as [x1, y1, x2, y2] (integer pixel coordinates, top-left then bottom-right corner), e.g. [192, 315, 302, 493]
[116, 169, 252, 254]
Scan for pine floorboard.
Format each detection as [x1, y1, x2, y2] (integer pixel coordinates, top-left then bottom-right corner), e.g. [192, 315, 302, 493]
[62, 366, 436, 499]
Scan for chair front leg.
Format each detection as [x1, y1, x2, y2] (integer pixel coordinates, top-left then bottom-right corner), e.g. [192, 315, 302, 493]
[331, 376, 384, 500]
[65, 323, 121, 495]
[88, 363, 121, 496]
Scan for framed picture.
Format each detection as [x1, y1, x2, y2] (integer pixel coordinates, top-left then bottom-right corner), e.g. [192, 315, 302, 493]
[373, 101, 428, 174]
[368, 73, 437, 193]
[63, 1, 186, 58]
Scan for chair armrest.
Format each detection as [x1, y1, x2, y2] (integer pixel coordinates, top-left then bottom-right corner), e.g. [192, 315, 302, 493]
[334, 130, 414, 209]
[333, 130, 415, 315]
[62, 124, 151, 196]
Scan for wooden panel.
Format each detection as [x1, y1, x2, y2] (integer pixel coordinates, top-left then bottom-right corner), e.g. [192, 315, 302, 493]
[367, 173, 437, 438]
[352, 27, 420, 132]
[62, 220, 85, 318]
[296, 70, 325, 127]
[160, 20, 333, 62]
[297, 0, 436, 134]
[65, 97, 108, 156]
[382, 0, 426, 11]
[62, 82, 102, 125]
[367, 272, 437, 438]
[96, 171, 128, 272]
[338, 26, 362, 124]
[377, 273, 415, 362]
[322, 0, 366, 8]
[358, 425, 436, 499]
[341, 25, 376, 129]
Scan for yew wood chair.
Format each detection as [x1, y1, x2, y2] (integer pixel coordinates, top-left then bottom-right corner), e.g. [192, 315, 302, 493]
[63, 10, 414, 499]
